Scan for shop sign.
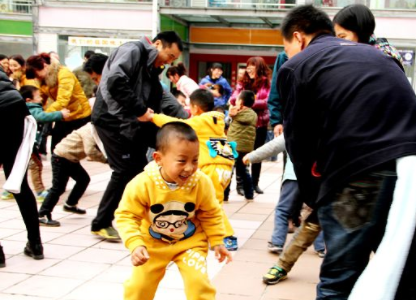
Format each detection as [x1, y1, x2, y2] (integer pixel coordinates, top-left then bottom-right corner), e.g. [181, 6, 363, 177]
[398, 50, 414, 66]
[68, 36, 136, 48]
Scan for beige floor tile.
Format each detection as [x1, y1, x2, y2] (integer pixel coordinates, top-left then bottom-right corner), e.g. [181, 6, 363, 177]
[232, 248, 279, 264]
[42, 244, 84, 260]
[229, 219, 262, 230]
[93, 265, 131, 283]
[231, 213, 270, 222]
[0, 228, 24, 239]
[61, 281, 123, 300]
[48, 233, 101, 247]
[0, 272, 31, 291]
[0, 294, 51, 300]
[2, 255, 60, 275]
[154, 288, 186, 300]
[68, 248, 128, 264]
[40, 260, 110, 280]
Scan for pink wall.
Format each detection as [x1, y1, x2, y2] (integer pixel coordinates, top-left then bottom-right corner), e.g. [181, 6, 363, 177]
[373, 18, 416, 40]
[39, 7, 152, 31]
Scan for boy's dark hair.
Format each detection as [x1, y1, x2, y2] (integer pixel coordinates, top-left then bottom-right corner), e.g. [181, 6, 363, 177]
[156, 122, 198, 153]
[20, 85, 39, 101]
[152, 31, 184, 52]
[166, 62, 187, 78]
[189, 89, 214, 112]
[84, 50, 95, 60]
[281, 5, 334, 41]
[333, 4, 375, 44]
[239, 90, 255, 108]
[174, 90, 186, 99]
[84, 53, 108, 75]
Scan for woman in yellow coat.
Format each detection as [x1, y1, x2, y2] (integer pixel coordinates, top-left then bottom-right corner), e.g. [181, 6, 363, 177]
[8, 55, 38, 90]
[26, 53, 91, 151]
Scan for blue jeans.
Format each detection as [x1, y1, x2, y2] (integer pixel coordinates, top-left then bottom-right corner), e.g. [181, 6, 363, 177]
[271, 180, 299, 246]
[316, 173, 396, 300]
[313, 231, 325, 252]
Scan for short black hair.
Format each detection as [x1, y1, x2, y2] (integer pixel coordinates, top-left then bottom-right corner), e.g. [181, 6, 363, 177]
[84, 53, 108, 75]
[189, 89, 214, 112]
[333, 4, 375, 44]
[174, 90, 186, 99]
[84, 50, 95, 60]
[156, 122, 198, 153]
[0, 54, 8, 60]
[152, 31, 184, 52]
[20, 85, 39, 101]
[238, 90, 255, 107]
[281, 5, 334, 41]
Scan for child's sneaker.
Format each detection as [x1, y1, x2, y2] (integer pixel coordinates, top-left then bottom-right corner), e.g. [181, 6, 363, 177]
[91, 227, 120, 240]
[1, 191, 14, 200]
[224, 236, 238, 251]
[263, 265, 288, 285]
[39, 215, 60, 227]
[36, 190, 48, 202]
[63, 203, 86, 214]
[267, 241, 283, 254]
[315, 250, 326, 258]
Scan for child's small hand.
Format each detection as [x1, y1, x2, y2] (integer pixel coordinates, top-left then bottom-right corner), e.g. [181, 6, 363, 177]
[242, 155, 250, 165]
[131, 246, 150, 266]
[61, 108, 70, 120]
[137, 108, 154, 122]
[228, 106, 238, 117]
[214, 245, 232, 264]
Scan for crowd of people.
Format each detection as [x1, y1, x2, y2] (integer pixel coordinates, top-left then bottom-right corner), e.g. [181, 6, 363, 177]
[1, 3, 415, 300]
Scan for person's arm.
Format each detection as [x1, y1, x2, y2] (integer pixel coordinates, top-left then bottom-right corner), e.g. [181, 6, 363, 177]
[106, 43, 148, 117]
[30, 106, 63, 122]
[160, 92, 189, 119]
[229, 83, 242, 106]
[220, 77, 232, 101]
[152, 113, 199, 129]
[252, 84, 270, 110]
[46, 70, 75, 112]
[180, 76, 199, 99]
[268, 53, 288, 129]
[246, 134, 286, 164]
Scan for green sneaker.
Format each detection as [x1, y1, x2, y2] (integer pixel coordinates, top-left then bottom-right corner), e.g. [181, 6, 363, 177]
[92, 227, 120, 240]
[263, 265, 288, 285]
[1, 191, 14, 200]
[36, 190, 48, 202]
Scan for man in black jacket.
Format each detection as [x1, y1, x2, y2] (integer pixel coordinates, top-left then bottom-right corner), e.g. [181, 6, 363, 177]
[91, 31, 183, 239]
[277, 5, 416, 300]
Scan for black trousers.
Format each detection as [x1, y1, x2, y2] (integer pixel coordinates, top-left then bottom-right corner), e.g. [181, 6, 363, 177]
[91, 125, 148, 231]
[0, 101, 41, 245]
[39, 154, 90, 216]
[251, 126, 268, 186]
[51, 116, 90, 152]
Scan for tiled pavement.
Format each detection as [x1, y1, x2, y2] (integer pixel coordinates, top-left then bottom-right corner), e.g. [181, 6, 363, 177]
[0, 155, 322, 300]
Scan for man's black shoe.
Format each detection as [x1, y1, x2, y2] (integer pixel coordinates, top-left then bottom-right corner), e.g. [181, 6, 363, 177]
[254, 186, 264, 194]
[0, 245, 5, 268]
[24, 242, 44, 260]
[237, 187, 245, 196]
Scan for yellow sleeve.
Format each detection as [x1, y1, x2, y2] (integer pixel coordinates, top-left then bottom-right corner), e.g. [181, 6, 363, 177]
[152, 113, 200, 130]
[196, 174, 225, 248]
[46, 70, 74, 112]
[115, 174, 150, 252]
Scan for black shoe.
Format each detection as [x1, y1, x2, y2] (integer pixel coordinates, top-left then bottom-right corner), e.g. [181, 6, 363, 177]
[39, 215, 60, 227]
[254, 185, 264, 194]
[63, 204, 86, 214]
[0, 245, 5, 268]
[237, 187, 245, 196]
[24, 242, 44, 260]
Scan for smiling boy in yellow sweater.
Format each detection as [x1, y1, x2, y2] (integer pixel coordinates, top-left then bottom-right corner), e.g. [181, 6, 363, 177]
[144, 89, 238, 251]
[115, 122, 231, 300]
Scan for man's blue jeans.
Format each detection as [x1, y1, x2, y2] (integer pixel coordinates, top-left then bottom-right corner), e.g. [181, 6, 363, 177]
[316, 173, 396, 300]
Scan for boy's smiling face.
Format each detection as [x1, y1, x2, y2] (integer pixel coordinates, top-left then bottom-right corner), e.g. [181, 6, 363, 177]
[153, 138, 199, 186]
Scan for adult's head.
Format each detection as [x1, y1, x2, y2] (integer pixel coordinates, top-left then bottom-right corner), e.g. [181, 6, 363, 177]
[8, 54, 25, 74]
[240, 56, 271, 91]
[281, 5, 334, 59]
[0, 54, 9, 74]
[166, 62, 187, 84]
[209, 63, 223, 80]
[83, 50, 95, 62]
[83, 53, 108, 85]
[26, 53, 53, 80]
[333, 4, 375, 44]
[152, 31, 183, 68]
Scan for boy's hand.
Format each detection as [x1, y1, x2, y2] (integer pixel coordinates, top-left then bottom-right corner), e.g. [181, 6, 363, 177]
[131, 246, 150, 266]
[274, 124, 284, 137]
[137, 108, 154, 122]
[242, 155, 250, 165]
[61, 108, 70, 120]
[229, 106, 238, 117]
[214, 245, 232, 264]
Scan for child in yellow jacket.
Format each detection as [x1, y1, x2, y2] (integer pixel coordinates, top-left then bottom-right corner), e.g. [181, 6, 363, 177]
[144, 89, 239, 251]
[115, 122, 232, 300]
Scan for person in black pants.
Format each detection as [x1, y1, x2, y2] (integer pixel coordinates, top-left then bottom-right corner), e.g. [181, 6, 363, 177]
[0, 67, 43, 266]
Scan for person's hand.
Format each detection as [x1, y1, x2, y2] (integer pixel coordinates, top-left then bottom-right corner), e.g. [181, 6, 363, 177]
[214, 245, 232, 264]
[274, 124, 284, 137]
[137, 108, 154, 122]
[61, 108, 70, 120]
[242, 155, 250, 165]
[228, 106, 238, 117]
[131, 246, 150, 266]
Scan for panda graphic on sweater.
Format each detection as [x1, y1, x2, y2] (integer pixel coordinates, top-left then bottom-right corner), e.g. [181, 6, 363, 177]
[149, 201, 196, 243]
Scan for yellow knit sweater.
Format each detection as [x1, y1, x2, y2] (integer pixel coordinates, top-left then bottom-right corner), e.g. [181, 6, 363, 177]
[152, 112, 235, 168]
[115, 161, 225, 252]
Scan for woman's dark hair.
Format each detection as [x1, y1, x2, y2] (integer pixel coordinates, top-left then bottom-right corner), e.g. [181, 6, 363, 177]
[239, 56, 271, 92]
[9, 54, 25, 68]
[281, 5, 334, 41]
[333, 4, 375, 44]
[166, 62, 187, 78]
[26, 53, 52, 79]
[0, 54, 8, 61]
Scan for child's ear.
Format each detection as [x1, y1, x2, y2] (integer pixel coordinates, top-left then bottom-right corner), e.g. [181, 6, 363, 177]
[153, 151, 163, 166]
